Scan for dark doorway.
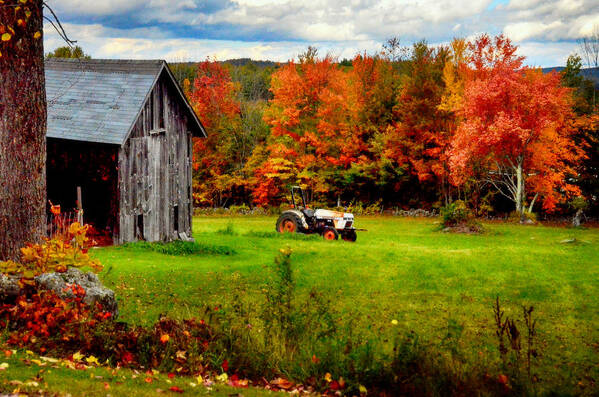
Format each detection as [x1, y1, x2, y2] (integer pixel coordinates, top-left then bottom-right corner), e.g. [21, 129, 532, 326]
[47, 138, 119, 237]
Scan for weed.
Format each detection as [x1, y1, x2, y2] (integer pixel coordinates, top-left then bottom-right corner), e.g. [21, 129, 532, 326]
[216, 223, 239, 236]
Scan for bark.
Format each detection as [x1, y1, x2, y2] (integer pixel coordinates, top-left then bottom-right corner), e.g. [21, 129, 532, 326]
[515, 160, 524, 218]
[0, 0, 47, 261]
[528, 192, 539, 214]
[572, 209, 583, 228]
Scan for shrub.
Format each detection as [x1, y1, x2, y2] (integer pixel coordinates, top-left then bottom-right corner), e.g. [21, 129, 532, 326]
[507, 211, 537, 224]
[439, 201, 484, 233]
[0, 285, 112, 353]
[570, 196, 588, 212]
[0, 222, 102, 287]
[440, 201, 470, 226]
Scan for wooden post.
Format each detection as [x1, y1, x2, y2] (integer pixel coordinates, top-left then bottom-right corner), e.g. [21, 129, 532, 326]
[77, 186, 83, 225]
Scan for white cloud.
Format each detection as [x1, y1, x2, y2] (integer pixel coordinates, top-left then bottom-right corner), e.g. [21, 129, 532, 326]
[44, 0, 599, 66]
[43, 22, 381, 63]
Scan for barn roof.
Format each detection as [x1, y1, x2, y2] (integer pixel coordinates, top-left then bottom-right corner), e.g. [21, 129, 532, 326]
[45, 58, 206, 145]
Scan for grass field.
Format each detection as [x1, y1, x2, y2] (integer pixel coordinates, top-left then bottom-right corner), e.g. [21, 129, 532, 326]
[3, 216, 599, 395]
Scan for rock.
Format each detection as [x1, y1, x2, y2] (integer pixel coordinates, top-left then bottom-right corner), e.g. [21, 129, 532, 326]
[36, 268, 118, 317]
[0, 268, 118, 318]
[0, 274, 23, 298]
[178, 232, 195, 242]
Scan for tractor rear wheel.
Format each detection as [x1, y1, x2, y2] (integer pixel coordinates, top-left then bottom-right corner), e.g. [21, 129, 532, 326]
[322, 227, 339, 241]
[276, 213, 301, 233]
[341, 230, 357, 242]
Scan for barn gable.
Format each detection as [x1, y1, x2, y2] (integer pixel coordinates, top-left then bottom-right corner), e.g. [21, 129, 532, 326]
[45, 58, 205, 146]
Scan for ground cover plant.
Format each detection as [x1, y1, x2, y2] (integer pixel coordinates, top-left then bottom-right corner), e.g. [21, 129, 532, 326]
[78, 216, 599, 395]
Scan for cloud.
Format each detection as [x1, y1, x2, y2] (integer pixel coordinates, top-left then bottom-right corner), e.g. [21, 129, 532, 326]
[43, 0, 599, 66]
[43, 22, 381, 62]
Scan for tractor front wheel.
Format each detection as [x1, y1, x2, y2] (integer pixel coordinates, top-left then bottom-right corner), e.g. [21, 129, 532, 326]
[322, 227, 339, 241]
[276, 213, 301, 233]
[341, 230, 357, 242]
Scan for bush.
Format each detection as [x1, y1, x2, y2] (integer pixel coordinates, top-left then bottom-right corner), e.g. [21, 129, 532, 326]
[0, 222, 102, 287]
[0, 285, 112, 352]
[0, 287, 216, 375]
[440, 201, 471, 227]
[507, 211, 537, 224]
[440, 201, 484, 233]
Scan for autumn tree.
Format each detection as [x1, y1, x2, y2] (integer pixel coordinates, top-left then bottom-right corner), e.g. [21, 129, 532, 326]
[256, 51, 347, 205]
[382, 41, 453, 205]
[186, 59, 271, 207]
[449, 35, 583, 218]
[186, 60, 242, 206]
[0, 0, 46, 260]
[561, 54, 599, 214]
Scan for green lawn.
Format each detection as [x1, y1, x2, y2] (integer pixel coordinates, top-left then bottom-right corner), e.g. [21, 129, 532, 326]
[4, 216, 598, 394]
[0, 350, 276, 396]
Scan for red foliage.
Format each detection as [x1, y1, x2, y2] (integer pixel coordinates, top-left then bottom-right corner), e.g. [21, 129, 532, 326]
[0, 285, 111, 350]
[449, 34, 583, 212]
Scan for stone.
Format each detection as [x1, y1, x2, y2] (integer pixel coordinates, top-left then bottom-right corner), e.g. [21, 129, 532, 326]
[0, 274, 22, 298]
[0, 268, 118, 317]
[36, 268, 118, 317]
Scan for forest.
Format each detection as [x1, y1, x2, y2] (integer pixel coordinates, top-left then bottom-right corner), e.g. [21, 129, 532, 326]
[167, 35, 599, 219]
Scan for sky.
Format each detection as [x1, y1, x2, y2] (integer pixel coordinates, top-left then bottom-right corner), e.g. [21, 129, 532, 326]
[43, 0, 599, 67]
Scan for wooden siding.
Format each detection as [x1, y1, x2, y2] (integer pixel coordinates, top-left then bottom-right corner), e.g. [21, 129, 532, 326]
[117, 72, 194, 244]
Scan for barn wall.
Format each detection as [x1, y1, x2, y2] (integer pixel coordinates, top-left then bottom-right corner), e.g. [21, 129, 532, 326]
[118, 73, 193, 244]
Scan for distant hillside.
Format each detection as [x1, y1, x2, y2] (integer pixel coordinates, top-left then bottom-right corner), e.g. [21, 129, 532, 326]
[170, 58, 278, 69]
[542, 66, 599, 87]
[222, 58, 279, 68]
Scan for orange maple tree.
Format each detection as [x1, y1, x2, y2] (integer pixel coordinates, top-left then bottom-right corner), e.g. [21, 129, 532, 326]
[449, 34, 584, 216]
[381, 41, 454, 204]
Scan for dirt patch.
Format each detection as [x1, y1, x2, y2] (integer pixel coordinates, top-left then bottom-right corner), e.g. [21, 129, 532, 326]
[442, 223, 485, 234]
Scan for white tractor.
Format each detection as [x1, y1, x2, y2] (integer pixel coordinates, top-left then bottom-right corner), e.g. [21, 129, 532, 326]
[275, 186, 364, 241]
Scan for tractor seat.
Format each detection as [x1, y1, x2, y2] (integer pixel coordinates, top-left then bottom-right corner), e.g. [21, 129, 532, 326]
[302, 208, 315, 218]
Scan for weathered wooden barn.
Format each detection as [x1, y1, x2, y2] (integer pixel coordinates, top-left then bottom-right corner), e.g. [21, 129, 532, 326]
[45, 58, 206, 244]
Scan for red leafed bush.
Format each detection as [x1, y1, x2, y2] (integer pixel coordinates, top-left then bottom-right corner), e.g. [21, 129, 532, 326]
[0, 284, 112, 352]
[0, 285, 216, 375]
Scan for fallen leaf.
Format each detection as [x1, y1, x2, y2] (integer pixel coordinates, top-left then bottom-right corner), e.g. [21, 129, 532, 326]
[271, 377, 294, 390]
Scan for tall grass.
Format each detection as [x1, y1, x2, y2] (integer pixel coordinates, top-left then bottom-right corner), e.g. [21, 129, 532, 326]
[121, 240, 237, 256]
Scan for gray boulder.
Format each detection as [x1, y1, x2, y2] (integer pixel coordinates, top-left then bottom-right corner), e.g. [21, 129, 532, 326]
[36, 268, 118, 317]
[0, 268, 118, 317]
[0, 274, 22, 298]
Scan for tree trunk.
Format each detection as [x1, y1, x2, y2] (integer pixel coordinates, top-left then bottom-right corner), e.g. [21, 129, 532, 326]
[572, 209, 583, 228]
[514, 160, 525, 221]
[0, 0, 47, 261]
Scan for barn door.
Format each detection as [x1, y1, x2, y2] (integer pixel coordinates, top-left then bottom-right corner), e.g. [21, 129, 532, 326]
[146, 134, 168, 241]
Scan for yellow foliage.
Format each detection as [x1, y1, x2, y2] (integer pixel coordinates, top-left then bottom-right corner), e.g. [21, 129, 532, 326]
[0, 222, 102, 287]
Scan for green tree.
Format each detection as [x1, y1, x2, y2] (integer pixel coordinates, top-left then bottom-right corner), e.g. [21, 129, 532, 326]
[46, 45, 90, 59]
[561, 54, 596, 115]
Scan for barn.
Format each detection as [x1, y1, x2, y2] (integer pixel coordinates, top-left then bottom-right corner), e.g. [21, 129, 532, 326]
[45, 58, 206, 244]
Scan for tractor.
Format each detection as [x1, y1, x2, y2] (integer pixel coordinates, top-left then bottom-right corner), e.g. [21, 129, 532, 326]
[275, 186, 363, 241]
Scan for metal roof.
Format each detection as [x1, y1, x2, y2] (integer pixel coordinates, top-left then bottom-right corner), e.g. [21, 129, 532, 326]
[45, 58, 206, 146]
